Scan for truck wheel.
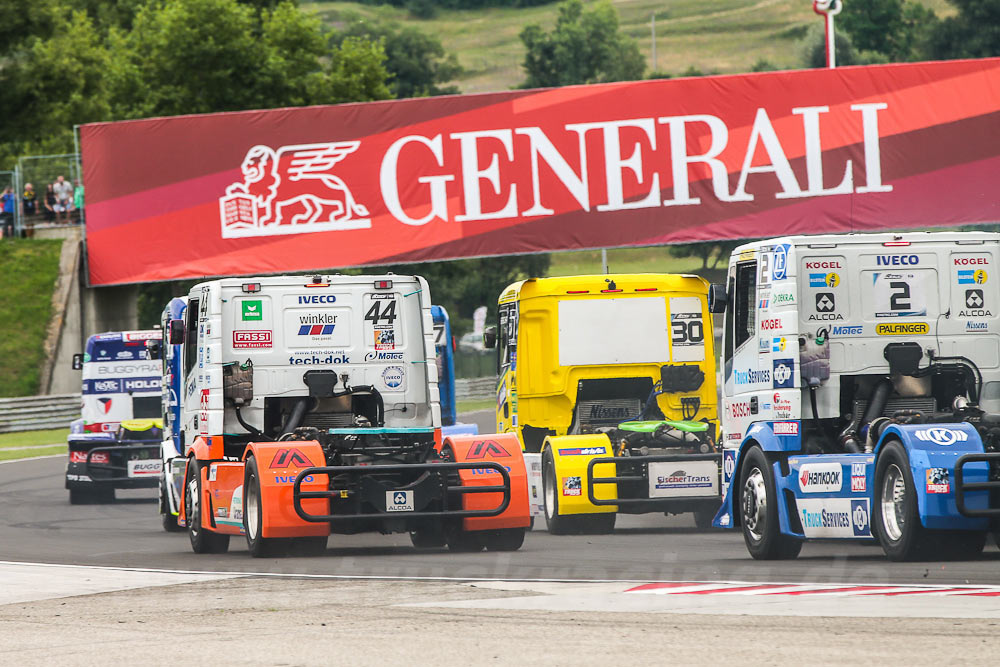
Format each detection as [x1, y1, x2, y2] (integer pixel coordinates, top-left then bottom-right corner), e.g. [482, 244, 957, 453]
[576, 513, 616, 535]
[186, 458, 229, 554]
[444, 525, 485, 552]
[410, 525, 446, 549]
[739, 446, 801, 560]
[160, 482, 183, 532]
[542, 448, 575, 535]
[481, 528, 526, 551]
[693, 504, 716, 530]
[244, 455, 287, 558]
[874, 440, 935, 561]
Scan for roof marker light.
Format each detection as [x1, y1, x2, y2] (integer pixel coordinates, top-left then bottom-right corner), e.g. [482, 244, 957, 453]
[241, 282, 261, 293]
[634, 288, 657, 292]
[883, 241, 911, 247]
[374, 279, 393, 290]
[566, 290, 589, 294]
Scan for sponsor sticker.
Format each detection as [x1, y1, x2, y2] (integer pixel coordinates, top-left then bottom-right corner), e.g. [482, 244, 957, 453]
[386, 490, 414, 512]
[127, 459, 162, 478]
[70, 450, 110, 464]
[772, 358, 794, 389]
[734, 368, 770, 385]
[798, 462, 842, 493]
[558, 447, 606, 456]
[876, 322, 928, 336]
[831, 325, 863, 336]
[723, 449, 737, 485]
[241, 300, 263, 321]
[773, 421, 799, 436]
[798, 498, 870, 538]
[562, 476, 582, 497]
[851, 462, 866, 493]
[914, 427, 968, 446]
[648, 461, 718, 498]
[374, 327, 396, 350]
[809, 272, 839, 288]
[382, 365, 404, 389]
[926, 468, 950, 494]
[233, 330, 272, 349]
[958, 269, 988, 285]
[772, 244, 789, 281]
[771, 336, 787, 352]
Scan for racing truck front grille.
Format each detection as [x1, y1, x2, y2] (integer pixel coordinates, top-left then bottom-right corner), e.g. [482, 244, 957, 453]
[852, 397, 937, 420]
[576, 398, 642, 429]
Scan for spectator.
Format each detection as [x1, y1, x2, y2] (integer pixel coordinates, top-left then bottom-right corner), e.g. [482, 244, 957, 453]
[22, 183, 37, 217]
[53, 175, 73, 223]
[43, 183, 57, 223]
[1, 186, 15, 238]
[73, 179, 84, 218]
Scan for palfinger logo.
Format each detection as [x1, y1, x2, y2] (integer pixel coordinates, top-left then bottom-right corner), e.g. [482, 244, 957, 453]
[220, 142, 371, 239]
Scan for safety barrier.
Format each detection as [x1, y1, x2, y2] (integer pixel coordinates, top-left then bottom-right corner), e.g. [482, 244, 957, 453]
[0, 394, 80, 433]
[455, 377, 495, 401]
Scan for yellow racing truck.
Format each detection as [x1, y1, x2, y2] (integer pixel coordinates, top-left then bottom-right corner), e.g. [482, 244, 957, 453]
[484, 274, 726, 534]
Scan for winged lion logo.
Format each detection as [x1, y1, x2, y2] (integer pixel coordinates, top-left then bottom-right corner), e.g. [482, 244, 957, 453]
[219, 142, 371, 239]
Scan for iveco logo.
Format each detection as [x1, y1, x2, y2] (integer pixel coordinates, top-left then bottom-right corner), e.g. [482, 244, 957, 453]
[298, 295, 337, 304]
[914, 428, 968, 446]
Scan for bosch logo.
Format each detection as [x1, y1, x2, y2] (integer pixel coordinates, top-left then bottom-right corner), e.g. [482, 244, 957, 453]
[914, 428, 968, 446]
[728, 402, 752, 418]
[298, 295, 337, 304]
[760, 318, 781, 331]
[954, 257, 988, 265]
[805, 261, 841, 269]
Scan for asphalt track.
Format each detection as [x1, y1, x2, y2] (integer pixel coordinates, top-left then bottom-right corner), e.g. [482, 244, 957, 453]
[4, 450, 1000, 587]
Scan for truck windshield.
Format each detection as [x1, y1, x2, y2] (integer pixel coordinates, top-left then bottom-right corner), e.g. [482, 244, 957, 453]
[557, 297, 669, 366]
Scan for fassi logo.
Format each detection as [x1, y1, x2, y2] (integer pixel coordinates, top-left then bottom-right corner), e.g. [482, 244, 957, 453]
[218, 103, 892, 238]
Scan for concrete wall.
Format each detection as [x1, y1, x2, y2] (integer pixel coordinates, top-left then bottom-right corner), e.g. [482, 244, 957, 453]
[40, 228, 140, 395]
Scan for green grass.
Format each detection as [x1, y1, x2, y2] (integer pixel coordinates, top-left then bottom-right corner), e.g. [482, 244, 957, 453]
[548, 246, 710, 277]
[0, 444, 65, 462]
[0, 239, 63, 397]
[0, 428, 70, 449]
[305, 0, 958, 94]
[457, 398, 496, 413]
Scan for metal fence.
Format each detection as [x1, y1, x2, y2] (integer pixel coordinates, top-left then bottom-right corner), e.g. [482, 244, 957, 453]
[15, 153, 83, 235]
[0, 394, 80, 434]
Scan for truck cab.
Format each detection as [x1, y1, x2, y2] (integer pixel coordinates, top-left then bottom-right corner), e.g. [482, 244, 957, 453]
[157, 296, 188, 531]
[717, 232, 1000, 560]
[66, 330, 164, 504]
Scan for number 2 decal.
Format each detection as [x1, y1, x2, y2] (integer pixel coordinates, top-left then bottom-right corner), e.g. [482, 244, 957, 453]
[889, 282, 911, 311]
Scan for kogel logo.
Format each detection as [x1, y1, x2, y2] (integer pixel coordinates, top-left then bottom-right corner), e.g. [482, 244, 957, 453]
[914, 427, 968, 446]
[760, 318, 781, 331]
[805, 261, 841, 269]
[297, 295, 336, 304]
[798, 463, 842, 492]
[954, 257, 988, 265]
[877, 255, 918, 266]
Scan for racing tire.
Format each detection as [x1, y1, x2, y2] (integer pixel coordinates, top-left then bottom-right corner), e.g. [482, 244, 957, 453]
[289, 536, 328, 557]
[873, 440, 944, 561]
[409, 525, 446, 549]
[185, 458, 230, 554]
[693, 504, 717, 530]
[244, 455, 290, 558]
[444, 525, 485, 552]
[542, 448, 575, 535]
[69, 487, 112, 505]
[575, 512, 616, 535]
[481, 527, 526, 552]
[159, 482, 184, 532]
[739, 446, 801, 560]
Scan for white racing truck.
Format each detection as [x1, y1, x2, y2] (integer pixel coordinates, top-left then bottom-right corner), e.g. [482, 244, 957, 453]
[170, 275, 529, 556]
[714, 231, 1000, 560]
[66, 330, 164, 504]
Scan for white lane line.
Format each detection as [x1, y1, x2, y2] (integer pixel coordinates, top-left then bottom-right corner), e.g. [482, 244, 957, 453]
[0, 454, 65, 466]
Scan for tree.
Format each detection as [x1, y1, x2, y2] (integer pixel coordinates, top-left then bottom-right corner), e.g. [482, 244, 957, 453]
[801, 22, 870, 68]
[668, 240, 744, 273]
[334, 18, 463, 99]
[838, 0, 937, 61]
[520, 0, 645, 88]
[930, 0, 1000, 59]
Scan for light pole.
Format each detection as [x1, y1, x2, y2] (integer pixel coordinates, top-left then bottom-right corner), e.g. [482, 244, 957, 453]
[812, 0, 843, 69]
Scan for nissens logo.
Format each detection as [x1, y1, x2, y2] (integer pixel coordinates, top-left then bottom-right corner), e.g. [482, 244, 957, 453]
[799, 463, 842, 492]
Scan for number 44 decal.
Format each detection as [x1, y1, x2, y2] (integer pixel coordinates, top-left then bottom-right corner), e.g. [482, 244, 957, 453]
[365, 300, 397, 324]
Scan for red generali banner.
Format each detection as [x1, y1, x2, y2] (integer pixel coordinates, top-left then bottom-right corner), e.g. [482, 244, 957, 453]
[81, 58, 1000, 285]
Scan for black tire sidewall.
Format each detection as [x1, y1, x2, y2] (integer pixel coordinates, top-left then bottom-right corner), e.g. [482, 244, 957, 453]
[541, 448, 568, 534]
[739, 446, 797, 559]
[244, 456, 266, 556]
[874, 440, 922, 560]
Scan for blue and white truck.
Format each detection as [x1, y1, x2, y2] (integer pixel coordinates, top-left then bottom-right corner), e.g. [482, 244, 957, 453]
[715, 232, 1000, 560]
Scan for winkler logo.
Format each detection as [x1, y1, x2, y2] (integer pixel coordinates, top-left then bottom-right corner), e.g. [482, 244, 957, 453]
[220, 142, 371, 239]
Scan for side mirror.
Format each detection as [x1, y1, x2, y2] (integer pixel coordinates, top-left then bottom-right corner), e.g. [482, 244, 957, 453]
[71, 353, 83, 370]
[483, 326, 497, 350]
[145, 339, 162, 361]
[168, 319, 185, 345]
[708, 283, 728, 314]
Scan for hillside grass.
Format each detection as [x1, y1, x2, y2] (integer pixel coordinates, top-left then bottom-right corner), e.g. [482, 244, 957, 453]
[305, 0, 957, 94]
[0, 428, 69, 449]
[0, 240, 63, 397]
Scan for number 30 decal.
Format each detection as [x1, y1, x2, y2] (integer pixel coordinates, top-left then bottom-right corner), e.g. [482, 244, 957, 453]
[672, 319, 704, 344]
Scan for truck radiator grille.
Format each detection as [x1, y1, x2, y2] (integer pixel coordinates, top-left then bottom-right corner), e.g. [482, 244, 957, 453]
[302, 412, 355, 430]
[852, 397, 937, 420]
[576, 398, 642, 428]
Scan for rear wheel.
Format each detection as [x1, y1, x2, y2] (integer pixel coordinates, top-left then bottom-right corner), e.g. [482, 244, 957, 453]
[244, 456, 288, 558]
[185, 458, 229, 554]
[481, 527, 526, 551]
[542, 448, 574, 535]
[739, 446, 801, 560]
[160, 481, 183, 532]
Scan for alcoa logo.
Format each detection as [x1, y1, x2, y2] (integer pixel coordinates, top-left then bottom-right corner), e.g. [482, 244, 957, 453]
[914, 428, 968, 446]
